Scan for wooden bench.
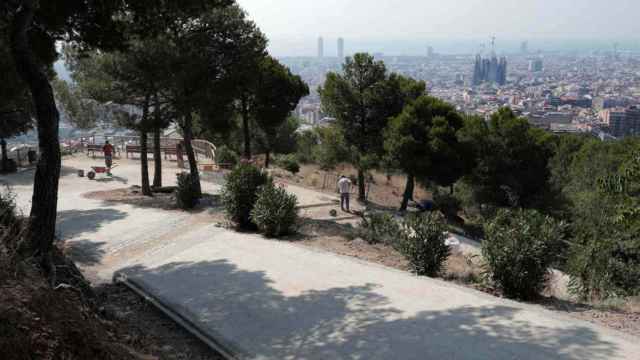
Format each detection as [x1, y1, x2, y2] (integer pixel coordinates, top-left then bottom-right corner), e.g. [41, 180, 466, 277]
[126, 145, 178, 159]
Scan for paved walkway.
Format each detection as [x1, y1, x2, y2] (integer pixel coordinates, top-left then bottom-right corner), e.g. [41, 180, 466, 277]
[3, 156, 640, 359]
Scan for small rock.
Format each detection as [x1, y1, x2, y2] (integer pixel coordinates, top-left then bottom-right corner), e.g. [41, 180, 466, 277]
[352, 238, 367, 246]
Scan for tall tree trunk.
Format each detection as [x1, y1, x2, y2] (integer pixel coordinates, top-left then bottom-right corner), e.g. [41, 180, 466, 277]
[265, 149, 271, 169]
[400, 173, 415, 212]
[241, 95, 251, 160]
[181, 113, 202, 197]
[140, 130, 152, 196]
[152, 92, 162, 188]
[10, 3, 61, 262]
[0, 138, 7, 168]
[152, 127, 162, 188]
[357, 168, 366, 201]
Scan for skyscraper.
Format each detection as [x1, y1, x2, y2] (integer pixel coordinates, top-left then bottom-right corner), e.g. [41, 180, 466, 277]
[520, 41, 528, 54]
[317, 37, 324, 58]
[472, 37, 507, 86]
[472, 54, 507, 86]
[337, 38, 344, 59]
[528, 58, 543, 72]
[427, 46, 434, 58]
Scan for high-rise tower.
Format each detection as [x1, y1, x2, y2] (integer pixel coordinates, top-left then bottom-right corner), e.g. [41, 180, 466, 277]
[427, 46, 434, 58]
[337, 38, 344, 59]
[317, 37, 324, 58]
[472, 37, 507, 86]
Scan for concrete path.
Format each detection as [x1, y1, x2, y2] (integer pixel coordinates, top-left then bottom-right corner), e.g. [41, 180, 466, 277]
[3, 156, 640, 359]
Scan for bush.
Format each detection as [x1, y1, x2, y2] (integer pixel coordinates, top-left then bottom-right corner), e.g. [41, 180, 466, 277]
[482, 209, 565, 300]
[1, 159, 17, 174]
[433, 190, 461, 219]
[566, 151, 640, 300]
[215, 145, 239, 168]
[567, 223, 640, 300]
[295, 130, 319, 164]
[176, 172, 199, 210]
[0, 188, 18, 228]
[314, 125, 350, 170]
[0, 189, 24, 253]
[397, 213, 450, 277]
[277, 154, 300, 174]
[221, 163, 271, 229]
[251, 183, 299, 237]
[359, 212, 400, 246]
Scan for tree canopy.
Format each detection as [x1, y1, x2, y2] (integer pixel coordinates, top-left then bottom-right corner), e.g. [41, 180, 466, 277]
[384, 95, 470, 210]
[459, 108, 555, 209]
[252, 56, 309, 167]
[320, 53, 424, 200]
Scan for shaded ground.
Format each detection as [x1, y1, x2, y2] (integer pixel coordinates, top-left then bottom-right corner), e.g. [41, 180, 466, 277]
[84, 186, 223, 213]
[2, 156, 226, 359]
[96, 283, 223, 360]
[294, 215, 640, 339]
[0, 249, 223, 360]
[116, 228, 639, 359]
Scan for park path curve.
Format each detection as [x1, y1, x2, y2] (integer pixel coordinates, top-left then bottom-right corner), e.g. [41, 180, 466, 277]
[2, 156, 639, 360]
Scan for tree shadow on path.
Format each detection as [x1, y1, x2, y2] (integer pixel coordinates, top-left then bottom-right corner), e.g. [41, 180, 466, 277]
[55, 208, 128, 266]
[118, 260, 621, 360]
[56, 208, 129, 240]
[0, 165, 79, 187]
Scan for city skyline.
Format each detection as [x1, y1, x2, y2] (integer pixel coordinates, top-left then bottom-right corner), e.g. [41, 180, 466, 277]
[265, 37, 640, 58]
[237, 0, 640, 56]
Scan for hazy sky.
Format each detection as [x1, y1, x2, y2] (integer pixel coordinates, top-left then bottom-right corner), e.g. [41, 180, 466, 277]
[236, 0, 640, 56]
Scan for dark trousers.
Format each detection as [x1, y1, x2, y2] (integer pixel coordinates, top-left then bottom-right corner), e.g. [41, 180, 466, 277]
[341, 193, 350, 211]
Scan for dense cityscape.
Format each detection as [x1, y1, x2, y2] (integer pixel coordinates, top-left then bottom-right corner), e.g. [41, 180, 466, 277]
[289, 37, 640, 139]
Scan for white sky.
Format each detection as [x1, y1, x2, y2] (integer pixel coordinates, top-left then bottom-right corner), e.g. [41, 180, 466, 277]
[236, 0, 640, 55]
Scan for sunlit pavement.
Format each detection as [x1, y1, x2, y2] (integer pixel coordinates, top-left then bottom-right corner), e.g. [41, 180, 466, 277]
[3, 155, 640, 360]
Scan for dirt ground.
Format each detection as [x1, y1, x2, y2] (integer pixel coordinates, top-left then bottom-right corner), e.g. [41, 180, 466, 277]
[95, 283, 223, 360]
[83, 186, 223, 216]
[270, 163, 431, 210]
[1, 258, 222, 360]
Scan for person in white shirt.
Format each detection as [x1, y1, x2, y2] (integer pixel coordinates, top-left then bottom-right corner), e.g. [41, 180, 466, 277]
[337, 175, 352, 212]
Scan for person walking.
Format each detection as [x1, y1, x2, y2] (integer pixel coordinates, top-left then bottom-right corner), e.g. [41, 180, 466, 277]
[338, 175, 352, 212]
[102, 140, 114, 176]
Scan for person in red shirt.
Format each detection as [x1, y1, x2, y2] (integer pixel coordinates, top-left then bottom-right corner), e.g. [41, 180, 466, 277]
[102, 140, 114, 175]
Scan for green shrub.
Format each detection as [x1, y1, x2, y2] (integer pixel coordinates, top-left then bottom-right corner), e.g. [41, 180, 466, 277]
[482, 209, 565, 300]
[0, 189, 24, 250]
[215, 145, 239, 168]
[314, 125, 350, 170]
[359, 212, 400, 246]
[0, 188, 18, 228]
[295, 130, 319, 163]
[397, 213, 450, 277]
[566, 151, 640, 300]
[251, 183, 299, 237]
[221, 163, 271, 229]
[1, 159, 17, 174]
[176, 173, 199, 210]
[567, 222, 640, 300]
[433, 190, 461, 219]
[277, 154, 300, 174]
